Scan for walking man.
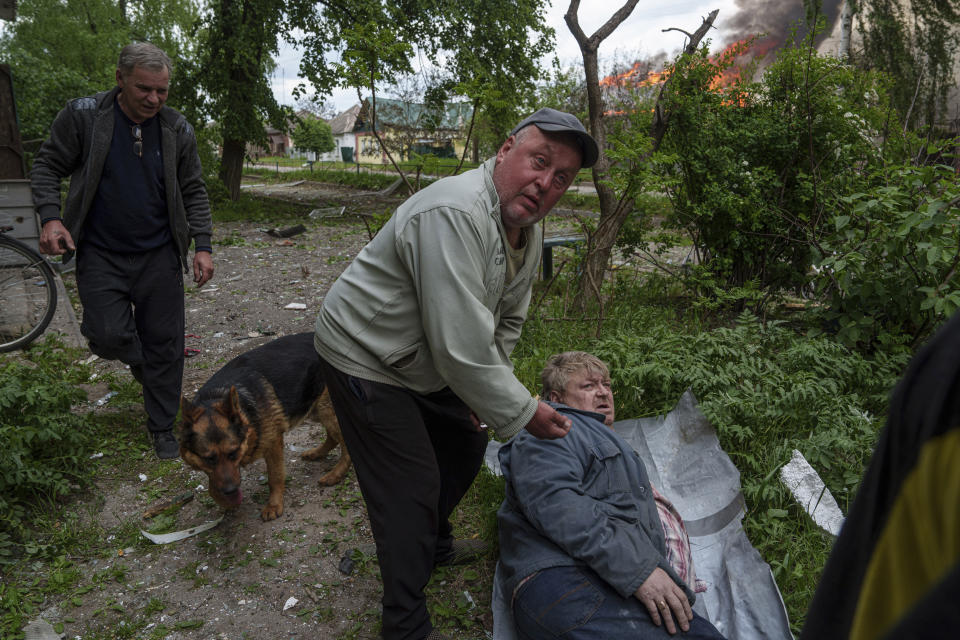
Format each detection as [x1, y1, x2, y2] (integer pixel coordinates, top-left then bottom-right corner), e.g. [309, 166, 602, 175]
[31, 42, 213, 459]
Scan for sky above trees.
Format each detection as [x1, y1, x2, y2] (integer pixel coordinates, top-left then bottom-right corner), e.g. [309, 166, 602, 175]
[269, 0, 741, 112]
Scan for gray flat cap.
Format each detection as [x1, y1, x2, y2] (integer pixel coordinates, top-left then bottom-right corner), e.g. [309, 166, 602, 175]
[510, 108, 599, 168]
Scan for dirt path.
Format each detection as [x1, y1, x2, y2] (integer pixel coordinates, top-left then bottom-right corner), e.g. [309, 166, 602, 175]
[33, 184, 487, 640]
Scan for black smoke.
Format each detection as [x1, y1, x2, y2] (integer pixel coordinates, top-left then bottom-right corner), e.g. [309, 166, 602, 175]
[723, 0, 843, 48]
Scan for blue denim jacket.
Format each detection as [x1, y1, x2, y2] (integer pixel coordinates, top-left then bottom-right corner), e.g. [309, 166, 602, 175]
[497, 403, 694, 604]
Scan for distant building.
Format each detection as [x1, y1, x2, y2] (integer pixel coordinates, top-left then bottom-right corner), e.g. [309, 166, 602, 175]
[246, 115, 297, 159]
[352, 97, 473, 164]
[320, 103, 361, 163]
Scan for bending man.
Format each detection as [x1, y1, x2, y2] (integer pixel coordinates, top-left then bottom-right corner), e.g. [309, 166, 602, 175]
[314, 109, 598, 640]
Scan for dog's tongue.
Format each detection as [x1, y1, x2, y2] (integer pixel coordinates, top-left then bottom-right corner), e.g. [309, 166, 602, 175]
[227, 489, 243, 506]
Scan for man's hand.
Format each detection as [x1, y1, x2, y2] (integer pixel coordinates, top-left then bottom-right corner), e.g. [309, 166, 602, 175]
[193, 251, 214, 286]
[469, 411, 488, 432]
[523, 401, 571, 439]
[634, 567, 692, 635]
[38, 220, 75, 256]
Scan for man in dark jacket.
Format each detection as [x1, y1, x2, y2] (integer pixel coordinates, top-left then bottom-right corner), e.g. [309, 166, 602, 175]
[498, 351, 725, 639]
[801, 312, 960, 640]
[30, 42, 213, 459]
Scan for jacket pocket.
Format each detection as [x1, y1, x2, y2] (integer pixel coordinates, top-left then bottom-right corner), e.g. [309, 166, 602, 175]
[584, 440, 633, 498]
[383, 342, 424, 371]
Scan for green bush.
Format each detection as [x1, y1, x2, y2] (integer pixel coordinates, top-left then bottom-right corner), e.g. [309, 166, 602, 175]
[611, 29, 903, 308]
[0, 345, 94, 562]
[811, 155, 960, 347]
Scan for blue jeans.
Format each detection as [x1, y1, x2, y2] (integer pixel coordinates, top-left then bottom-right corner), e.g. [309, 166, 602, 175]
[514, 565, 726, 640]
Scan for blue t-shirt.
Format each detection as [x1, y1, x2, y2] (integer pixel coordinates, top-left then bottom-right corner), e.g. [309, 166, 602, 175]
[83, 99, 171, 252]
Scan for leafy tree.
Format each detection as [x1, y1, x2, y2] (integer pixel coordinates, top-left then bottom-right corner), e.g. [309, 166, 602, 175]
[191, 0, 291, 200]
[434, 0, 555, 162]
[535, 64, 589, 119]
[611, 31, 903, 311]
[564, 0, 717, 316]
[291, 116, 334, 160]
[293, 0, 554, 185]
[0, 0, 200, 141]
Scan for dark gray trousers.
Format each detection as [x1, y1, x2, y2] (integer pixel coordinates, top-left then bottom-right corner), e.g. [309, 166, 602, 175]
[76, 242, 184, 432]
[318, 356, 489, 640]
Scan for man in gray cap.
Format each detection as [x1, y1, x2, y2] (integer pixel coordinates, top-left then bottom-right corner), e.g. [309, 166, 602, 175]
[314, 108, 598, 640]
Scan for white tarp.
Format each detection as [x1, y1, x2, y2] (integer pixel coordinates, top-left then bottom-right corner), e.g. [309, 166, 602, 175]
[487, 389, 793, 640]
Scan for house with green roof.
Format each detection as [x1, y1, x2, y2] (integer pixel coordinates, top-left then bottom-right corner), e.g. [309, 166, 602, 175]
[353, 97, 474, 164]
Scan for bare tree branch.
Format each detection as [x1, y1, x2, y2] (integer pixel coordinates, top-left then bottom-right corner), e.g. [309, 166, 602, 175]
[357, 70, 415, 196]
[454, 98, 479, 175]
[661, 27, 692, 39]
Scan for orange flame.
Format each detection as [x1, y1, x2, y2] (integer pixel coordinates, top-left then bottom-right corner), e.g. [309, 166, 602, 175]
[599, 35, 776, 104]
[599, 62, 670, 89]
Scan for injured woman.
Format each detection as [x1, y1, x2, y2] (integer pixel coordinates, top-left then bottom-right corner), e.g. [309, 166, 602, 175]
[496, 351, 727, 639]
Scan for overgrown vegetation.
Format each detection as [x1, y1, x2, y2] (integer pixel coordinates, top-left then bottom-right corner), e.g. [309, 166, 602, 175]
[0, 338, 95, 562]
[0, 337, 163, 638]
[608, 23, 959, 352]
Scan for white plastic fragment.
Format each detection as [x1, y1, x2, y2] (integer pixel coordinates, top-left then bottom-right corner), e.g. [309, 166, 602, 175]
[140, 515, 224, 544]
[283, 596, 299, 611]
[284, 302, 307, 310]
[779, 449, 845, 536]
[138, 474, 148, 482]
[23, 618, 60, 640]
[90, 452, 104, 459]
[94, 391, 117, 406]
[309, 206, 345, 218]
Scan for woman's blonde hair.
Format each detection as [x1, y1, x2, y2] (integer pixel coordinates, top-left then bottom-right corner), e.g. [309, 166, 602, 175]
[540, 351, 610, 400]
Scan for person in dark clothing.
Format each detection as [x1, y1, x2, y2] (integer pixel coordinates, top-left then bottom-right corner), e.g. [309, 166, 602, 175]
[30, 42, 213, 459]
[801, 313, 960, 640]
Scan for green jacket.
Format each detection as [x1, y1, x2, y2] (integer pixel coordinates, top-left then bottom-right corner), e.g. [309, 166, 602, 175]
[30, 87, 212, 268]
[315, 158, 541, 439]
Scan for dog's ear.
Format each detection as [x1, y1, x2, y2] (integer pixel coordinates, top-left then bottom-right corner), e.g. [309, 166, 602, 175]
[180, 396, 204, 425]
[227, 386, 243, 419]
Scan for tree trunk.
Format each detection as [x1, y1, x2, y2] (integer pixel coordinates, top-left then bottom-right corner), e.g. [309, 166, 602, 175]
[567, 4, 718, 311]
[220, 138, 245, 201]
[564, 0, 641, 310]
[838, 0, 853, 61]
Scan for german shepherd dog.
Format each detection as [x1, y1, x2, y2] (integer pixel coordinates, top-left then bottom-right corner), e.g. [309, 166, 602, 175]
[178, 333, 350, 521]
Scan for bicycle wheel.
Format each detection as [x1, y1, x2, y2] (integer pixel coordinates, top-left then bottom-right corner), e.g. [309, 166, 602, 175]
[0, 236, 58, 352]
